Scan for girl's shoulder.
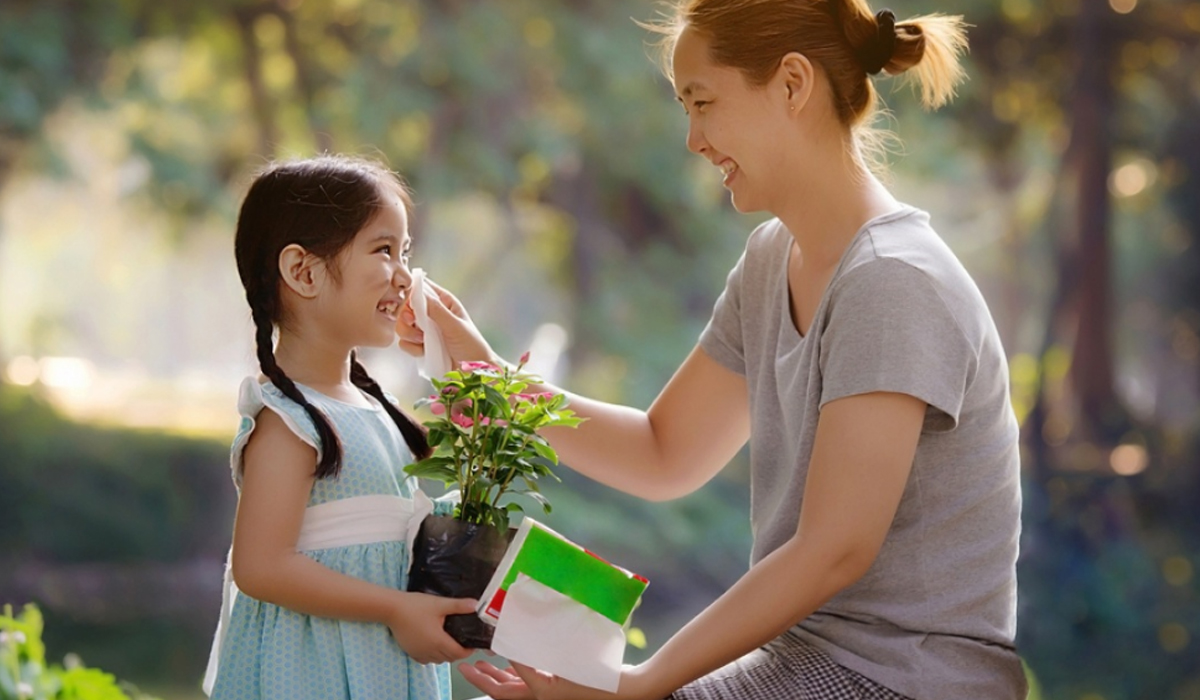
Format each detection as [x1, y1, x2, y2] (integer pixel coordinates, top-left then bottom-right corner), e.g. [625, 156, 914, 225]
[229, 377, 324, 487]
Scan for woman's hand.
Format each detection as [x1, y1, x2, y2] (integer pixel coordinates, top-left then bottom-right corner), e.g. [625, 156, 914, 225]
[459, 660, 655, 700]
[396, 277, 503, 367]
[387, 592, 476, 665]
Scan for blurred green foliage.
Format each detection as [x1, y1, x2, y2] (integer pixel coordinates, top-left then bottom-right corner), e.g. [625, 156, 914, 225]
[0, 384, 231, 564]
[1, 604, 161, 700]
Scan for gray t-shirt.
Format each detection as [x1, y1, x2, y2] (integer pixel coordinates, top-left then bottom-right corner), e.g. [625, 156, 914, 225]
[699, 207, 1026, 699]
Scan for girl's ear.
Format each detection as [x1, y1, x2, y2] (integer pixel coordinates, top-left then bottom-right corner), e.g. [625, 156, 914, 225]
[778, 51, 815, 115]
[279, 244, 326, 299]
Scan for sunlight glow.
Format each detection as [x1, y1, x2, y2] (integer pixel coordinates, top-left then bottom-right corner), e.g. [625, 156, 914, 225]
[5, 356, 40, 386]
[1109, 0, 1137, 14]
[38, 357, 96, 390]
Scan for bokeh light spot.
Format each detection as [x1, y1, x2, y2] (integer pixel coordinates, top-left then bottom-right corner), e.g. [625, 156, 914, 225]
[1110, 444, 1148, 476]
[1110, 159, 1157, 198]
[1159, 623, 1189, 653]
[1163, 556, 1194, 587]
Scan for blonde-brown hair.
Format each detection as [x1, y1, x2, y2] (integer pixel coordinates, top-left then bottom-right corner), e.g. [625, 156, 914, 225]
[643, 0, 967, 166]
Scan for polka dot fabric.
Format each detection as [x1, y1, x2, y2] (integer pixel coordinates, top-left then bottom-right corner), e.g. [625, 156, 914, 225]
[209, 379, 450, 700]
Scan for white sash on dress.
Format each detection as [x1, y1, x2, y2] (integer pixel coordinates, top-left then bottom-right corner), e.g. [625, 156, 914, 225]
[201, 491, 435, 696]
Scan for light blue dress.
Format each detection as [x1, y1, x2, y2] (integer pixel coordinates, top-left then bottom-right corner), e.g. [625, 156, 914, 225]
[207, 378, 451, 700]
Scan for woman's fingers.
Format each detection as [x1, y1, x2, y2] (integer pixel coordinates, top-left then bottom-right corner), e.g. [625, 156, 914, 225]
[395, 304, 425, 356]
[459, 661, 533, 700]
[420, 281, 501, 365]
[423, 278, 469, 320]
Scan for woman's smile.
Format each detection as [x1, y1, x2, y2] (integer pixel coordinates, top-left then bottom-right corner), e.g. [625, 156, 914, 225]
[718, 159, 739, 187]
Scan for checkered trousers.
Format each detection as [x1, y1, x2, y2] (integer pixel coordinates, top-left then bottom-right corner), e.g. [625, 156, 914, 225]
[667, 633, 912, 700]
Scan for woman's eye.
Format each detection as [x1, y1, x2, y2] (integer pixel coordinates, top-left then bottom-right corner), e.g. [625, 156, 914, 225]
[692, 100, 710, 113]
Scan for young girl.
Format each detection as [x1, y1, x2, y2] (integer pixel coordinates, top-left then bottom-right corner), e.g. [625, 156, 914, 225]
[203, 155, 476, 700]
[404, 1, 1026, 699]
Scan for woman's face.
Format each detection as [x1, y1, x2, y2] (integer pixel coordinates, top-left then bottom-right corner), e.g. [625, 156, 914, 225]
[672, 26, 791, 214]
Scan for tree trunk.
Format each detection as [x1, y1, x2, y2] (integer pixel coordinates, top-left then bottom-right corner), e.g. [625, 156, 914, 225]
[1063, 0, 1124, 443]
[234, 7, 280, 158]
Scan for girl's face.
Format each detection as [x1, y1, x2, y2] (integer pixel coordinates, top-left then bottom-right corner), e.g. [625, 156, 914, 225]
[315, 193, 414, 349]
[673, 26, 791, 213]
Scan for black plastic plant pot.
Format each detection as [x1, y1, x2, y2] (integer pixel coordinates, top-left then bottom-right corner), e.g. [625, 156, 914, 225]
[406, 514, 514, 649]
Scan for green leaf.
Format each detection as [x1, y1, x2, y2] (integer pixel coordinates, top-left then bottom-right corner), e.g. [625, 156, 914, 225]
[530, 439, 559, 463]
[404, 458, 459, 484]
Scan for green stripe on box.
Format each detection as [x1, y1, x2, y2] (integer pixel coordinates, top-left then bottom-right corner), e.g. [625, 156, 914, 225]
[500, 524, 647, 625]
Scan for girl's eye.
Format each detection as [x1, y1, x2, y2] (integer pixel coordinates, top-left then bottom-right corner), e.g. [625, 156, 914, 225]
[376, 245, 392, 256]
[693, 100, 711, 113]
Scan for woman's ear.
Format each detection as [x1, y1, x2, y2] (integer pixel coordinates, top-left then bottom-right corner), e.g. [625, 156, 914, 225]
[279, 244, 325, 299]
[778, 52, 815, 115]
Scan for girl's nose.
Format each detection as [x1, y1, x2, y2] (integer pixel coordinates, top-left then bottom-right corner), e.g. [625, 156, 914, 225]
[393, 263, 412, 291]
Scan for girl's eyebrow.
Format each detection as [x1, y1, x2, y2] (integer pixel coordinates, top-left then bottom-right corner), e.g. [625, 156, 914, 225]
[366, 233, 405, 248]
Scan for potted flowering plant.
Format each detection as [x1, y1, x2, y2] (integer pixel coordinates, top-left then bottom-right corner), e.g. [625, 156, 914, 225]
[404, 353, 583, 647]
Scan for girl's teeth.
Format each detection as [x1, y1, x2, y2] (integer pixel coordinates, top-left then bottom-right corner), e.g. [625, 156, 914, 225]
[720, 162, 736, 176]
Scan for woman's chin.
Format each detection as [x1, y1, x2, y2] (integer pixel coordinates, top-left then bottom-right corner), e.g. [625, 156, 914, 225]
[727, 190, 763, 215]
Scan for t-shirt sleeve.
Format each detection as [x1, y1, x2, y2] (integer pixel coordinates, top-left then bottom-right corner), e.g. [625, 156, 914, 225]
[819, 259, 976, 430]
[699, 250, 748, 375]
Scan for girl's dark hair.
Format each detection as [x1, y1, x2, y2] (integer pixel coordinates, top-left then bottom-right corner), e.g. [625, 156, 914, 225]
[234, 155, 431, 479]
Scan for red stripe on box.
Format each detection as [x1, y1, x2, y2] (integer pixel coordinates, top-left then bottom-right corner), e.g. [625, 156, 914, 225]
[486, 588, 508, 618]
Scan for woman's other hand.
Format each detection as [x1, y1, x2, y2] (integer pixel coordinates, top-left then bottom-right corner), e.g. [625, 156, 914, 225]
[459, 660, 653, 700]
[396, 278, 501, 367]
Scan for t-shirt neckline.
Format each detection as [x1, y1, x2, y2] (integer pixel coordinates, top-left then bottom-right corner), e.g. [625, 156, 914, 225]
[777, 205, 920, 341]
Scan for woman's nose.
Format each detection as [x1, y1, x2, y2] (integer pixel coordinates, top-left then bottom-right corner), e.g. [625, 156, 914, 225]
[685, 118, 706, 155]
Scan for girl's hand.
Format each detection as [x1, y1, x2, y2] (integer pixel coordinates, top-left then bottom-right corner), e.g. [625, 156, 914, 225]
[387, 593, 476, 665]
[459, 660, 651, 700]
[396, 278, 502, 367]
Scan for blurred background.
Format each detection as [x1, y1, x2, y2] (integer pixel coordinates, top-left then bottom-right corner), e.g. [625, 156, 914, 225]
[0, 0, 1197, 698]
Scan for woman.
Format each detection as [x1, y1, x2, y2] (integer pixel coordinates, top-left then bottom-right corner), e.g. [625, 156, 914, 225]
[400, 1, 1026, 698]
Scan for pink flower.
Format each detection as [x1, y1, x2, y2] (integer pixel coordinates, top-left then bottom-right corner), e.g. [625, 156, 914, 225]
[519, 351, 531, 365]
[517, 392, 556, 403]
[430, 402, 446, 416]
[451, 413, 474, 429]
[441, 386, 460, 395]
[446, 397, 474, 422]
[480, 417, 509, 427]
[460, 361, 499, 372]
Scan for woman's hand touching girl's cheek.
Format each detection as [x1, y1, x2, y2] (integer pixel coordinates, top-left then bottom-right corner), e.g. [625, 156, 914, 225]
[396, 278, 502, 368]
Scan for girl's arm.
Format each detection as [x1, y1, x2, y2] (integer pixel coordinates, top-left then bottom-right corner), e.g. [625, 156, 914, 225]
[400, 285, 751, 502]
[461, 390, 926, 700]
[230, 408, 476, 665]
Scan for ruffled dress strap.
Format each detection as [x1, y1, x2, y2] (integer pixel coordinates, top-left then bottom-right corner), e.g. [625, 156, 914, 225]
[229, 376, 324, 489]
